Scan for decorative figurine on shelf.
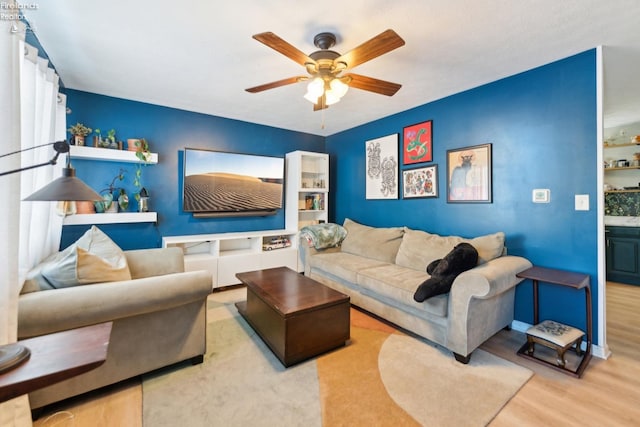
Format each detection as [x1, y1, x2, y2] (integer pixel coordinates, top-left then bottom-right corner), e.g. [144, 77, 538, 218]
[137, 187, 149, 212]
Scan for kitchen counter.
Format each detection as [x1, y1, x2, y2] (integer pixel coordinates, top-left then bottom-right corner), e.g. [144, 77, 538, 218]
[605, 216, 640, 227]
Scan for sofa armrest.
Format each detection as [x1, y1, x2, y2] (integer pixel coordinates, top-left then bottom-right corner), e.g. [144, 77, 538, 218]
[299, 236, 342, 274]
[451, 255, 533, 301]
[18, 270, 212, 339]
[446, 255, 532, 355]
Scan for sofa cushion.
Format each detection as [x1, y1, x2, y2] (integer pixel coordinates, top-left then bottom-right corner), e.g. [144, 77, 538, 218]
[395, 228, 504, 271]
[309, 251, 389, 284]
[40, 226, 131, 289]
[341, 218, 404, 263]
[356, 264, 448, 318]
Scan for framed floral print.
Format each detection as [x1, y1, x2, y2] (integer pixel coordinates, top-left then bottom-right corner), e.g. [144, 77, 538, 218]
[402, 164, 438, 198]
[402, 120, 433, 165]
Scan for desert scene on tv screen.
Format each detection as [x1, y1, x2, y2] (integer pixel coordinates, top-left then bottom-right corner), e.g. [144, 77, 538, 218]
[183, 150, 283, 213]
[184, 173, 282, 212]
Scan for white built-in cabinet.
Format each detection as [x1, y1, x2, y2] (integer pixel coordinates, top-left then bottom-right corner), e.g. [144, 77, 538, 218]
[162, 230, 298, 289]
[161, 150, 330, 282]
[285, 150, 329, 271]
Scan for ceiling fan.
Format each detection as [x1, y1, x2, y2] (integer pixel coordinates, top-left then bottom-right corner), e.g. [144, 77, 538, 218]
[245, 29, 405, 111]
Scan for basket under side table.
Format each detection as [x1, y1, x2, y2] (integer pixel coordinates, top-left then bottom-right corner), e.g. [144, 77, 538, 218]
[516, 266, 592, 378]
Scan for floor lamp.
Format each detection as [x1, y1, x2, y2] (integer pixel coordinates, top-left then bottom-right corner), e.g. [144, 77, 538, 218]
[0, 140, 101, 374]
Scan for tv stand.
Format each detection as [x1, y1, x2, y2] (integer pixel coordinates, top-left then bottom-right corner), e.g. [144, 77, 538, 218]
[162, 229, 298, 289]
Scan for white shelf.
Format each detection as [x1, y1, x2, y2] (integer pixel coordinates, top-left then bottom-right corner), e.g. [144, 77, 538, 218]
[70, 145, 158, 164]
[63, 212, 157, 225]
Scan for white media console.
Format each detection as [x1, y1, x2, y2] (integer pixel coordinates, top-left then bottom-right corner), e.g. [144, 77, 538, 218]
[162, 229, 298, 289]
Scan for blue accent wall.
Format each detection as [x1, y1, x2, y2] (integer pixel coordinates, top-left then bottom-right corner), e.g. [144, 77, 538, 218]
[62, 90, 325, 249]
[325, 50, 598, 339]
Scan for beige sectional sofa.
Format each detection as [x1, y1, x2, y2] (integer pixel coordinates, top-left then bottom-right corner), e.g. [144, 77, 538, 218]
[300, 219, 532, 363]
[18, 230, 212, 411]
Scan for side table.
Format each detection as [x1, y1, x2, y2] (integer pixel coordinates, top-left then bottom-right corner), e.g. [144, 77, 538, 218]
[0, 322, 112, 403]
[516, 266, 592, 378]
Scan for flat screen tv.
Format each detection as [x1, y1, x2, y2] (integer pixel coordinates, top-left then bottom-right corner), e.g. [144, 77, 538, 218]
[182, 148, 285, 217]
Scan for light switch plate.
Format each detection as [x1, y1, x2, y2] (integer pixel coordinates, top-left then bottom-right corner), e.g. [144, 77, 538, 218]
[575, 194, 589, 211]
[532, 189, 550, 203]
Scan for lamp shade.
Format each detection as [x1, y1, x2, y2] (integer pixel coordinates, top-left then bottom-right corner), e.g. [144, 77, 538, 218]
[23, 167, 101, 201]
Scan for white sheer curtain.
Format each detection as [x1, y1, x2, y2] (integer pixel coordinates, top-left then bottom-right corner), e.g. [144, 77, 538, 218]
[0, 15, 66, 426]
[0, 18, 33, 427]
[18, 41, 65, 280]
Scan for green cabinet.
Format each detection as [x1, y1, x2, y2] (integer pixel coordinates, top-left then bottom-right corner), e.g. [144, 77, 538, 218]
[606, 226, 640, 285]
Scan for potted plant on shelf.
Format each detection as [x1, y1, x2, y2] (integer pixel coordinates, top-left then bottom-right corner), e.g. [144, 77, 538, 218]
[133, 138, 151, 211]
[94, 169, 126, 213]
[128, 138, 151, 159]
[106, 129, 118, 149]
[67, 122, 92, 146]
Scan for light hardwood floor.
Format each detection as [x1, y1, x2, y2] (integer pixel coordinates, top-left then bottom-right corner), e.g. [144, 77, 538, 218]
[33, 282, 640, 427]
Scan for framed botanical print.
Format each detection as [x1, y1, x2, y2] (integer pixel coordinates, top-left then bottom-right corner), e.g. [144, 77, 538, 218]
[446, 143, 492, 203]
[365, 134, 398, 199]
[402, 165, 438, 199]
[402, 120, 433, 165]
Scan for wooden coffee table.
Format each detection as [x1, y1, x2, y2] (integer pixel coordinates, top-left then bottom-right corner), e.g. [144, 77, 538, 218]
[235, 266, 350, 367]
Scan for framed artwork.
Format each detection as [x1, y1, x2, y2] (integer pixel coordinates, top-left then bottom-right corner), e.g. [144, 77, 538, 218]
[446, 143, 492, 203]
[402, 120, 433, 165]
[402, 164, 438, 199]
[365, 133, 398, 199]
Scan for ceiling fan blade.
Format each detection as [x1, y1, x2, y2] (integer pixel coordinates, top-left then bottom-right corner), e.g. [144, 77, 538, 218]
[253, 32, 316, 66]
[245, 76, 304, 93]
[334, 29, 405, 69]
[313, 94, 328, 111]
[345, 73, 402, 96]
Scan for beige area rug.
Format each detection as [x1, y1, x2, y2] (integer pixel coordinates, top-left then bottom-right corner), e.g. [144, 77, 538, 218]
[143, 289, 532, 427]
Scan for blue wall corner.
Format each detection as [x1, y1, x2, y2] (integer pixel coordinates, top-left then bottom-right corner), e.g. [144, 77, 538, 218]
[325, 50, 599, 338]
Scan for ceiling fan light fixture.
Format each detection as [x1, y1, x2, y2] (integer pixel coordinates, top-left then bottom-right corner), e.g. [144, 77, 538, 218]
[324, 89, 341, 105]
[330, 78, 349, 98]
[304, 91, 320, 103]
[306, 77, 324, 98]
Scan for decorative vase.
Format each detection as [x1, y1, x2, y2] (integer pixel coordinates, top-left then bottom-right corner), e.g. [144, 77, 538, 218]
[73, 135, 85, 146]
[76, 201, 96, 214]
[101, 193, 117, 213]
[127, 139, 141, 151]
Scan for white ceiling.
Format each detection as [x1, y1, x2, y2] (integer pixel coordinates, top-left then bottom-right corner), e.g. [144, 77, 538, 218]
[22, 0, 640, 136]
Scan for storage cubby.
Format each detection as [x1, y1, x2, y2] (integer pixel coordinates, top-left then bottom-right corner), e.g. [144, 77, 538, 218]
[162, 229, 297, 289]
[286, 151, 329, 271]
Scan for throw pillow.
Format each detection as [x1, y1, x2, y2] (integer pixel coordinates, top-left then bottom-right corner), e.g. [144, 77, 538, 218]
[340, 218, 404, 263]
[396, 228, 505, 271]
[41, 226, 131, 288]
